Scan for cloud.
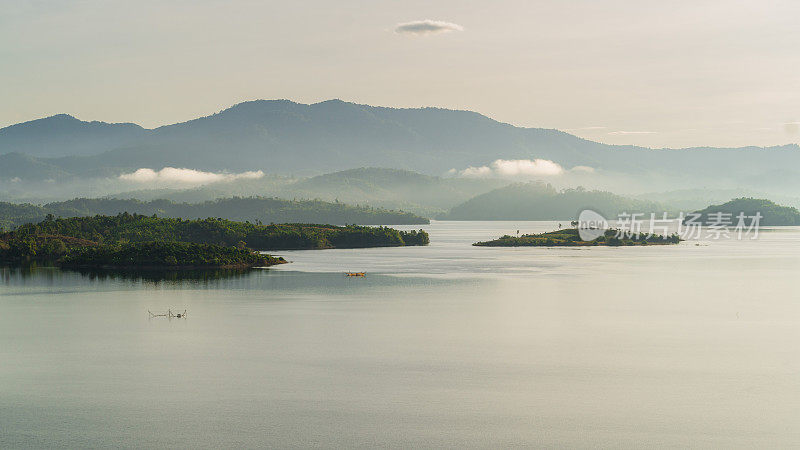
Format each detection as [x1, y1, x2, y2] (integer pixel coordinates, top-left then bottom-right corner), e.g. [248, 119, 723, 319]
[395, 20, 463, 36]
[453, 159, 566, 178]
[491, 159, 565, 176]
[607, 131, 657, 135]
[119, 167, 264, 185]
[459, 165, 494, 177]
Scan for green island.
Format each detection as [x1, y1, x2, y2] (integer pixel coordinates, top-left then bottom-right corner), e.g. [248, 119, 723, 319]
[0, 213, 429, 269]
[473, 228, 681, 247]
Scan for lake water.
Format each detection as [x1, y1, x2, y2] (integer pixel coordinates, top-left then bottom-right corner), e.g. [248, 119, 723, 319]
[2, 221, 799, 448]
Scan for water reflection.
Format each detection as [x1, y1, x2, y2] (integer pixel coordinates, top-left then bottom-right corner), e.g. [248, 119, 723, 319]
[70, 267, 256, 283]
[1, 264, 261, 286]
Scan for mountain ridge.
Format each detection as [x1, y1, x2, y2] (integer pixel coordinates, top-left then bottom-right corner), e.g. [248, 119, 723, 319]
[8, 99, 795, 153]
[1, 99, 798, 184]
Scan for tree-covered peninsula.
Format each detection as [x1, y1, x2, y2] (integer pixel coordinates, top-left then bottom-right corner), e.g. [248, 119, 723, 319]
[474, 228, 681, 247]
[0, 214, 429, 269]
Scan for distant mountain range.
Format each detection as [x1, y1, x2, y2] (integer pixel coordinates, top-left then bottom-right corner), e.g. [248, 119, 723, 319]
[2, 99, 798, 185]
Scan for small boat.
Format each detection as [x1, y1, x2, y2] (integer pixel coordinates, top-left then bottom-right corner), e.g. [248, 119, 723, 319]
[345, 272, 366, 277]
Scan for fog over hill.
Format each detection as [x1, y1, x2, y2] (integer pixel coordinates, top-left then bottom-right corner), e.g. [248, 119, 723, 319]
[100, 168, 508, 217]
[284, 168, 509, 216]
[443, 182, 670, 221]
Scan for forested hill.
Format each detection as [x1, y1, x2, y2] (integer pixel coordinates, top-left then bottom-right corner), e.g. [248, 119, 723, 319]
[688, 198, 800, 226]
[0, 196, 428, 230]
[443, 182, 666, 220]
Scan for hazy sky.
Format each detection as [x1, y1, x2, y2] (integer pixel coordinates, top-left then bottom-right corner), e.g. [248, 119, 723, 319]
[2, 0, 799, 148]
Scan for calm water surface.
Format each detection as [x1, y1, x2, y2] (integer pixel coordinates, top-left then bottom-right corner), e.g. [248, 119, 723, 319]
[2, 221, 799, 448]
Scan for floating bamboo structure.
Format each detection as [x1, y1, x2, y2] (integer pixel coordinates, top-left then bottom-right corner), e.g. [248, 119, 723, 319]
[148, 309, 187, 318]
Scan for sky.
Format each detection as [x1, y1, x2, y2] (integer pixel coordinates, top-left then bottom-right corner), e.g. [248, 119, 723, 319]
[2, 0, 799, 148]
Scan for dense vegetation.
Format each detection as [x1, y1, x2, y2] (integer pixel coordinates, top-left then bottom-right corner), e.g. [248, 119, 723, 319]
[0, 196, 429, 230]
[7, 214, 429, 249]
[0, 233, 283, 269]
[0, 214, 428, 269]
[0, 227, 285, 269]
[474, 228, 681, 247]
[60, 242, 284, 269]
[688, 197, 800, 226]
[0, 201, 46, 230]
[443, 182, 668, 220]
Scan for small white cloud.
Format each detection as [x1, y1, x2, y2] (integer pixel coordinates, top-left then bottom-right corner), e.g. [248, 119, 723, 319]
[491, 159, 564, 176]
[607, 131, 657, 135]
[395, 20, 464, 36]
[570, 166, 595, 173]
[456, 159, 566, 178]
[119, 167, 264, 186]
